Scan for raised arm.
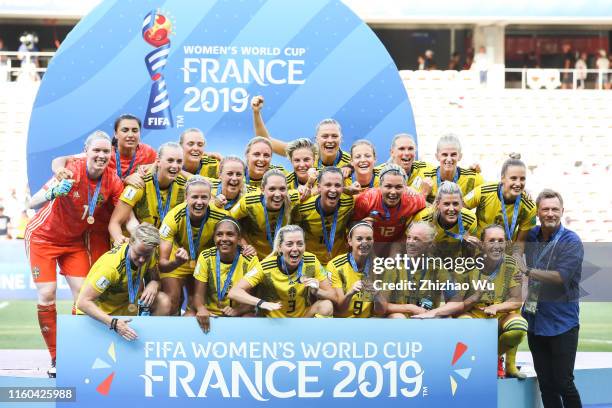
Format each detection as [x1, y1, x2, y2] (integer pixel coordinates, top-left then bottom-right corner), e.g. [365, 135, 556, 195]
[251, 95, 288, 156]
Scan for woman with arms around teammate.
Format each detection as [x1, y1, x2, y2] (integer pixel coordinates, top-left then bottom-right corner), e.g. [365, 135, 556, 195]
[27, 131, 124, 377]
[108, 142, 186, 245]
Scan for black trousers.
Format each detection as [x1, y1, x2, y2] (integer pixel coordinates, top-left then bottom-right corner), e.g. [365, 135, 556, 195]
[528, 326, 582, 408]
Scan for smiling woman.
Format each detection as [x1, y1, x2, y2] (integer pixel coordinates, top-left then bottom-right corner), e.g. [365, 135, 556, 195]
[228, 225, 339, 318]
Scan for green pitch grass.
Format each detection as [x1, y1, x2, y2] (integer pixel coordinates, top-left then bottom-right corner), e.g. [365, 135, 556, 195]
[0, 300, 611, 351]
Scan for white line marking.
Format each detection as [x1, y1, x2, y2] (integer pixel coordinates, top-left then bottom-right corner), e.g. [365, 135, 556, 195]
[0, 302, 9, 310]
[581, 339, 612, 344]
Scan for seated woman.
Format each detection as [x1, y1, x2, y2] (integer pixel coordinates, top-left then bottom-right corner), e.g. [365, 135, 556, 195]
[228, 225, 338, 318]
[378, 222, 465, 319]
[460, 224, 527, 379]
[192, 217, 260, 333]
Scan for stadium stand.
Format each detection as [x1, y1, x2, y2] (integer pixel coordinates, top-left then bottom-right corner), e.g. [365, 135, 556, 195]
[405, 80, 612, 242]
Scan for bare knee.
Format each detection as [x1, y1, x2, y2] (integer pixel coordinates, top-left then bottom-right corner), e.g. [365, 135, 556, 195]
[37, 283, 57, 305]
[153, 292, 172, 316]
[387, 312, 407, 319]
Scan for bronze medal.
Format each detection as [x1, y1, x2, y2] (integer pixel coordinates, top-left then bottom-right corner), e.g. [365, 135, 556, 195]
[189, 260, 196, 268]
[87, 216, 95, 224]
[127, 303, 137, 313]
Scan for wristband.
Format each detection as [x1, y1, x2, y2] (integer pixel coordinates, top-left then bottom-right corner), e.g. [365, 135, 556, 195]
[255, 299, 264, 311]
[109, 318, 118, 331]
[525, 268, 532, 277]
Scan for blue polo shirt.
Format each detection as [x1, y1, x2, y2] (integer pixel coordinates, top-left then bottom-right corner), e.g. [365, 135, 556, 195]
[522, 223, 583, 336]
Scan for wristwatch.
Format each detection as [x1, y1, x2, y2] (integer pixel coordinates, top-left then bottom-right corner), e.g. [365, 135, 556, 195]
[524, 268, 532, 277]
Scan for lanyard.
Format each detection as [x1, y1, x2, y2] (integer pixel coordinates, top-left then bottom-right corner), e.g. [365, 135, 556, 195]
[215, 249, 240, 303]
[185, 205, 209, 261]
[317, 197, 339, 254]
[498, 185, 521, 241]
[348, 253, 371, 279]
[442, 211, 465, 241]
[216, 182, 238, 210]
[436, 166, 459, 187]
[153, 175, 173, 222]
[352, 171, 375, 188]
[124, 245, 142, 305]
[280, 255, 303, 284]
[86, 165, 102, 221]
[115, 148, 137, 179]
[478, 258, 503, 283]
[318, 150, 341, 168]
[534, 226, 565, 268]
[261, 196, 285, 249]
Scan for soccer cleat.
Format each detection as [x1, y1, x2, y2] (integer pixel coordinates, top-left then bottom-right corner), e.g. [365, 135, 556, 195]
[47, 359, 56, 378]
[497, 356, 505, 379]
[505, 365, 527, 380]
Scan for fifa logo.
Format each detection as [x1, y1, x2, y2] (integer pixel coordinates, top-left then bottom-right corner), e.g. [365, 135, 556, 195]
[142, 10, 174, 129]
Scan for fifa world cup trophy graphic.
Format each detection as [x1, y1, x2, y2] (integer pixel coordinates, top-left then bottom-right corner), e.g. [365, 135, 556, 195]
[142, 10, 173, 129]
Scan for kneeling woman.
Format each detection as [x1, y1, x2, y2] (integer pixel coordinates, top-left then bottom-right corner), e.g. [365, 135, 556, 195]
[460, 224, 527, 379]
[229, 225, 338, 318]
[327, 222, 380, 318]
[192, 217, 260, 330]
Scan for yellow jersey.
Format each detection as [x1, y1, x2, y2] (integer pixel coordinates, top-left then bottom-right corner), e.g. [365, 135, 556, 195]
[291, 194, 354, 264]
[208, 177, 258, 211]
[245, 164, 285, 189]
[193, 247, 259, 316]
[344, 168, 381, 189]
[194, 155, 220, 179]
[412, 207, 478, 258]
[465, 255, 521, 307]
[419, 166, 484, 203]
[385, 265, 465, 310]
[285, 171, 319, 189]
[244, 252, 336, 317]
[230, 190, 300, 259]
[376, 160, 433, 187]
[327, 253, 374, 318]
[316, 149, 351, 170]
[463, 182, 537, 240]
[78, 243, 157, 316]
[159, 202, 228, 275]
[119, 171, 187, 227]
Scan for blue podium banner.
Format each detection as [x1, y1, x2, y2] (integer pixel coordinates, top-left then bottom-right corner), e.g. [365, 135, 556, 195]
[27, 0, 417, 192]
[57, 316, 497, 407]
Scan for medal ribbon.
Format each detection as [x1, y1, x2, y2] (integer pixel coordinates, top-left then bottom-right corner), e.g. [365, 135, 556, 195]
[442, 211, 465, 241]
[153, 174, 173, 221]
[217, 182, 238, 210]
[115, 148, 137, 179]
[436, 166, 459, 187]
[86, 165, 102, 221]
[261, 196, 285, 249]
[317, 197, 339, 254]
[318, 150, 341, 168]
[352, 171, 375, 188]
[348, 253, 371, 279]
[185, 205, 209, 262]
[124, 245, 142, 305]
[280, 255, 303, 284]
[498, 185, 521, 241]
[215, 249, 240, 304]
[534, 225, 565, 268]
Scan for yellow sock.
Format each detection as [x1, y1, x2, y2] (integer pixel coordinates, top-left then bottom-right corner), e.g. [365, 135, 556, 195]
[314, 313, 332, 318]
[499, 317, 527, 378]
